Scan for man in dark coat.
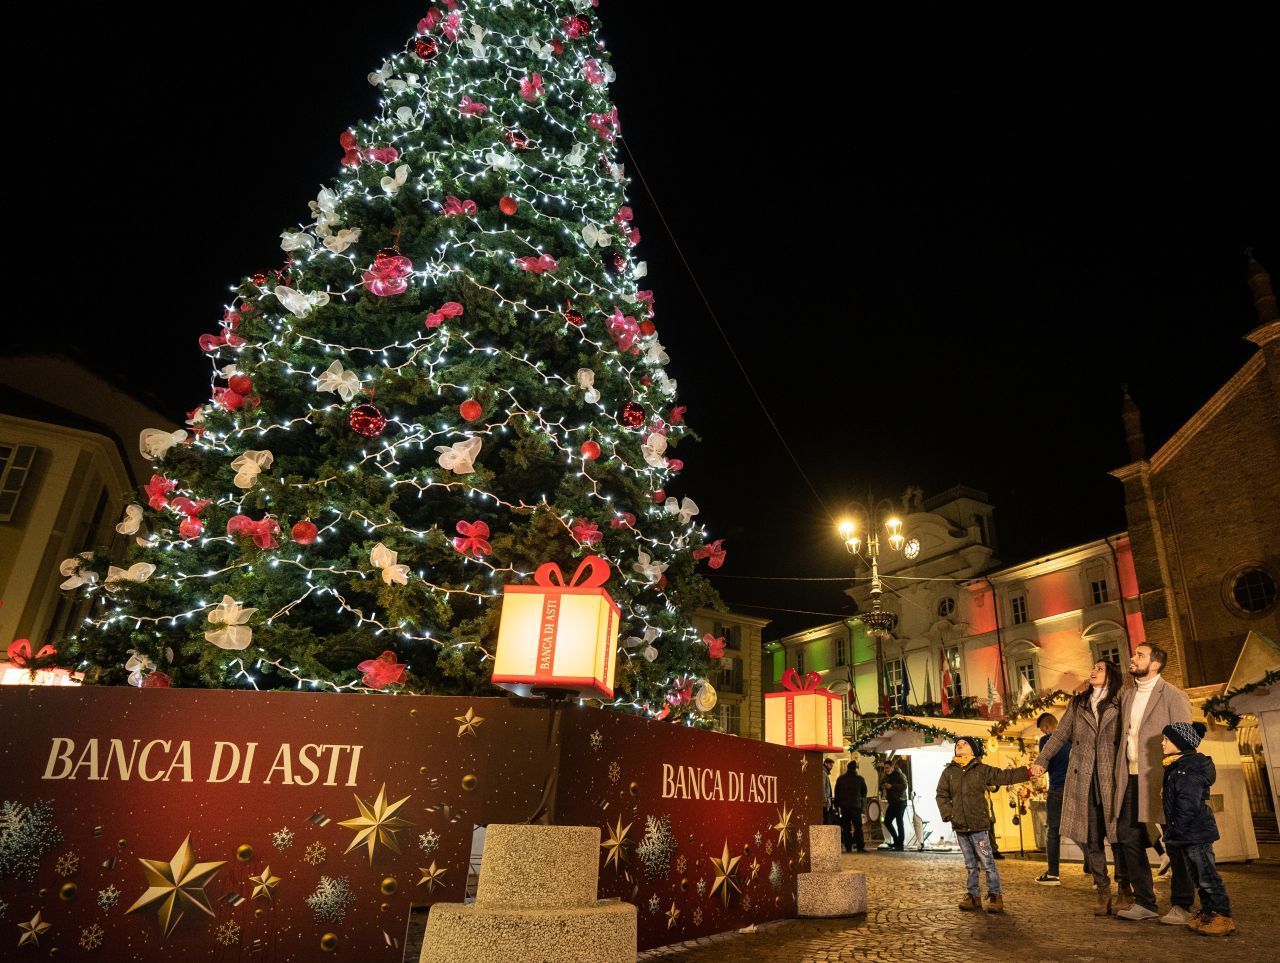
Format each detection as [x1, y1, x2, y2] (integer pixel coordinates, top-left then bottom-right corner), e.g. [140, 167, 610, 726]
[835, 756, 868, 852]
[880, 761, 909, 851]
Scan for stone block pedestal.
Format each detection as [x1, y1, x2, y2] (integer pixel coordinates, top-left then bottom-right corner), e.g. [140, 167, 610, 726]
[421, 824, 636, 963]
[796, 825, 868, 917]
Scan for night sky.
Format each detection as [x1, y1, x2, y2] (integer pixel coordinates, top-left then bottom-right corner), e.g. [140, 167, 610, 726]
[13, 4, 1277, 639]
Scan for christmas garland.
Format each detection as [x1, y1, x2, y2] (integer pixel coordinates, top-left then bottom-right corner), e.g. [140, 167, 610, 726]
[848, 715, 966, 752]
[988, 689, 1071, 737]
[1202, 669, 1280, 729]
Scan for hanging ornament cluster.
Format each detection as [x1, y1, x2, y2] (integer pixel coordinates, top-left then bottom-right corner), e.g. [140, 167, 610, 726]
[620, 402, 645, 428]
[349, 403, 387, 437]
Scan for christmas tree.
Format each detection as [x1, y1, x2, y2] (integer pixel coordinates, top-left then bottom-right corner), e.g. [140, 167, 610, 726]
[58, 0, 726, 716]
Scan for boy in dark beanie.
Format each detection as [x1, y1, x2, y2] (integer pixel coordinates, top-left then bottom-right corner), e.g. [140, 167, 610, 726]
[1161, 721, 1234, 936]
[936, 735, 1036, 913]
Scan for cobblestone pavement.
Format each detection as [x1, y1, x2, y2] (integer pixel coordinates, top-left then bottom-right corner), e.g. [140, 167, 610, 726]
[640, 850, 1280, 962]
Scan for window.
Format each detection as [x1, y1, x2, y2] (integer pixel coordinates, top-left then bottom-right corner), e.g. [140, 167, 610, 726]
[1090, 577, 1110, 605]
[715, 623, 740, 651]
[1013, 659, 1037, 698]
[718, 657, 741, 693]
[1224, 566, 1279, 617]
[944, 646, 963, 701]
[835, 633, 847, 667]
[937, 597, 956, 618]
[718, 701, 740, 735]
[0, 443, 36, 522]
[1010, 593, 1028, 625]
[1093, 641, 1122, 666]
[885, 658, 905, 708]
[794, 646, 805, 676]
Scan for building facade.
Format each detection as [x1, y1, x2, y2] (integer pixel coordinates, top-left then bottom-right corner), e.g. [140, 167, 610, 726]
[692, 608, 770, 739]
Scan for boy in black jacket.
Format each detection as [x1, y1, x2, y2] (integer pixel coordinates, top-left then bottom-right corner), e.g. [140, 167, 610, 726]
[1161, 722, 1234, 937]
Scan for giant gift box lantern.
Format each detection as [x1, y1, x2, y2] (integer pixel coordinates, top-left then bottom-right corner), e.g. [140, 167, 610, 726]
[492, 556, 620, 700]
[765, 669, 844, 751]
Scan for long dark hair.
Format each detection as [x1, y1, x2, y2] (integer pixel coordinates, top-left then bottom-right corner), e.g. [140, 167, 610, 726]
[1073, 659, 1123, 709]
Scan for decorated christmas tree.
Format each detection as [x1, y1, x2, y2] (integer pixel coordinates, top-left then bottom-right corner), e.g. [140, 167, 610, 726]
[58, 0, 726, 716]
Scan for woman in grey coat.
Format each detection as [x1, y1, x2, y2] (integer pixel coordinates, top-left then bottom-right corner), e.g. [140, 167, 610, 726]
[1034, 659, 1126, 914]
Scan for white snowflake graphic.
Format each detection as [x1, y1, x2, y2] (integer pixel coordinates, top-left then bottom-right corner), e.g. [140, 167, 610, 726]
[55, 850, 79, 877]
[97, 884, 121, 913]
[418, 829, 440, 854]
[765, 840, 773, 855]
[692, 907, 703, 926]
[769, 861, 783, 891]
[79, 923, 104, 950]
[214, 920, 240, 946]
[608, 760, 621, 784]
[636, 814, 677, 881]
[303, 841, 327, 866]
[675, 854, 686, 874]
[0, 799, 64, 881]
[696, 878, 706, 896]
[589, 728, 603, 750]
[743, 893, 753, 912]
[0, 896, 7, 918]
[306, 876, 355, 923]
[647, 893, 660, 913]
[271, 826, 294, 850]
[754, 831, 762, 846]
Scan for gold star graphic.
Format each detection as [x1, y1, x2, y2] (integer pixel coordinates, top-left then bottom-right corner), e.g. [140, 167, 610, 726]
[708, 839, 742, 909]
[665, 901, 681, 930]
[601, 816, 632, 872]
[340, 784, 414, 864]
[16, 910, 52, 948]
[454, 707, 485, 737]
[249, 865, 281, 902]
[799, 847, 807, 863]
[417, 861, 448, 893]
[773, 805, 792, 850]
[749, 857, 761, 880]
[124, 834, 226, 939]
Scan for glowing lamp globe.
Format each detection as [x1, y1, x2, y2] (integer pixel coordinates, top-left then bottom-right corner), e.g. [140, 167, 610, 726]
[492, 556, 620, 700]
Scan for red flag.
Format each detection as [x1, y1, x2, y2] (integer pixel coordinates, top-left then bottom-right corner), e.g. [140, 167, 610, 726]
[940, 651, 952, 716]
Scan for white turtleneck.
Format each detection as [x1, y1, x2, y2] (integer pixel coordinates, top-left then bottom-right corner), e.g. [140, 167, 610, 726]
[1089, 685, 1108, 718]
[1127, 674, 1160, 774]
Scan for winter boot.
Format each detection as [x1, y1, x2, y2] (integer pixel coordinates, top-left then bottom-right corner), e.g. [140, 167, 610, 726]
[1197, 913, 1236, 937]
[958, 894, 980, 912]
[1115, 880, 1135, 913]
[1187, 910, 1211, 932]
[1094, 884, 1113, 917]
[985, 893, 1005, 914]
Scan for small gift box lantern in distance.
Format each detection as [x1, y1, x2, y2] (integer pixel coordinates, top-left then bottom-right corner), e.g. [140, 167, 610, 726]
[492, 556, 621, 700]
[765, 669, 844, 751]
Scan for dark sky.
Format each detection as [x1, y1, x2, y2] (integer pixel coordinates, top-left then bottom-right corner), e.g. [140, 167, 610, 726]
[12, 4, 1277, 639]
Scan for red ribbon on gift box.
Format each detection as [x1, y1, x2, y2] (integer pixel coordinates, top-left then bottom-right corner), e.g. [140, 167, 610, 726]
[528, 556, 612, 682]
[8, 639, 56, 668]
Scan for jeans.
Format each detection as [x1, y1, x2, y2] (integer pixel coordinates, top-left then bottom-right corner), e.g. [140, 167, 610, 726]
[840, 808, 865, 851]
[1045, 788, 1063, 875]
[885, 801, 907, 849]
[1177, 842, 1232, 917]
[1115, 775, 1156, 910]
[957, 829, 1002, 896]
[1166, 840, 1196, 910]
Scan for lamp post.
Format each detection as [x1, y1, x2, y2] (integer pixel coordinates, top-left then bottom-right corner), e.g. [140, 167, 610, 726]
[838, 494, 910, 715]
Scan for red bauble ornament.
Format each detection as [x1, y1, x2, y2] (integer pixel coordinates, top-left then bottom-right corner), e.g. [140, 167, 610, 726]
[550, 39, 564, 56]
[580, 440, 601, 461]
[604, 249, 626, 275]
[414, 36, 439, 60]
[505, 129, 530, 151]
[374, 247, 404, 269]
[459, 399, 483, 422]
[620, 402, 645, 428]
[250, 272, 269, 286]
[639, 320, 656, 337]
[291, 520, 319, 545]
[349, 403, 388, 437]
[563, 302, 583, 326]
[141, 671, 171, 689]
[652, 489, 667, 503]
[228, 374, 253, 396]
[498, 196, 518, 215]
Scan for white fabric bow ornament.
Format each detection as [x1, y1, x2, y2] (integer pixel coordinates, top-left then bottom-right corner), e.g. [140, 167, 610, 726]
[642, 432, 668, 469]
[367, 60, 394, 85]
[139, 428, 187, 461]
[564, 142, 588, 167]
[435, 436, 482, 474]
[370, 542, 410, 586]
[576, 368, 600, 404]
[381, 164, 410, 195]
[632, 549, 668, 584]
[105, 562, 156, 588]
[386, 73, 420, 95]
[664, 496, 700, 524]
[526, 35, 553, 60]
[624, 626, 660, 662]
[632, 260, 648, 279]
[485, 149, 521, 172]
[309, 188, 341, 235]
[582, 222, 610, 248]
[323, 227, 361, 254]
[125, 649, 155, 687]
[655, 371, 678, 397]
[395, 105, 414, 124]
[643, 340, 670, 366]
[279, 229, 315, 253]
[59, 553, 97, 590]
[274, 285, 330, 318]
[316, 360, 364, 401]
[606, 160, 626, 182]
[116, 504, 144, 536]
[204, 595, 257, 651]
[463, 24, 487, 57]
[230, 450, 274, 490]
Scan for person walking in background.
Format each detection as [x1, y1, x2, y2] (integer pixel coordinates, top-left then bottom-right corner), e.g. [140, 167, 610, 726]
[880, 760, 908, 851]
[822, 757, 838, 825]
[1160, 722, 1235, 936]
[936, 736, 1036, 913]
[836, 755, 868, 852]
[1113, 643, 1194, 922]
[1035, 711, 1070, 885]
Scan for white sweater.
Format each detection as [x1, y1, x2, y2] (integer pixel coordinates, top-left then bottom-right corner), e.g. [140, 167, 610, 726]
[1127, 675, 1159, 775]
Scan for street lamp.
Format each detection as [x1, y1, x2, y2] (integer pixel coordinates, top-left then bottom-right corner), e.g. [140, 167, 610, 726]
[838, 495, 912, 714]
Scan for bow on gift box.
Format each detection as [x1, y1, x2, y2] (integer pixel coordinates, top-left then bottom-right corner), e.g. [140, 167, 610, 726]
[780, 668, 835, 697]
[533, 555, 611, 589]
[7, 639, 57, 669]
[358, 650, 408, 689]
[452, 519, 492, 557]
[227, 514, 280, 550]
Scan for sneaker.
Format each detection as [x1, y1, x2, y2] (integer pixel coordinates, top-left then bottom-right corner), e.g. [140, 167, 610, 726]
[1116, 903, 1160, 921]
[1035, 873, 1061, 886]
[1197, 913, 1236, 937]
[1161, 906, 1193, 925]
